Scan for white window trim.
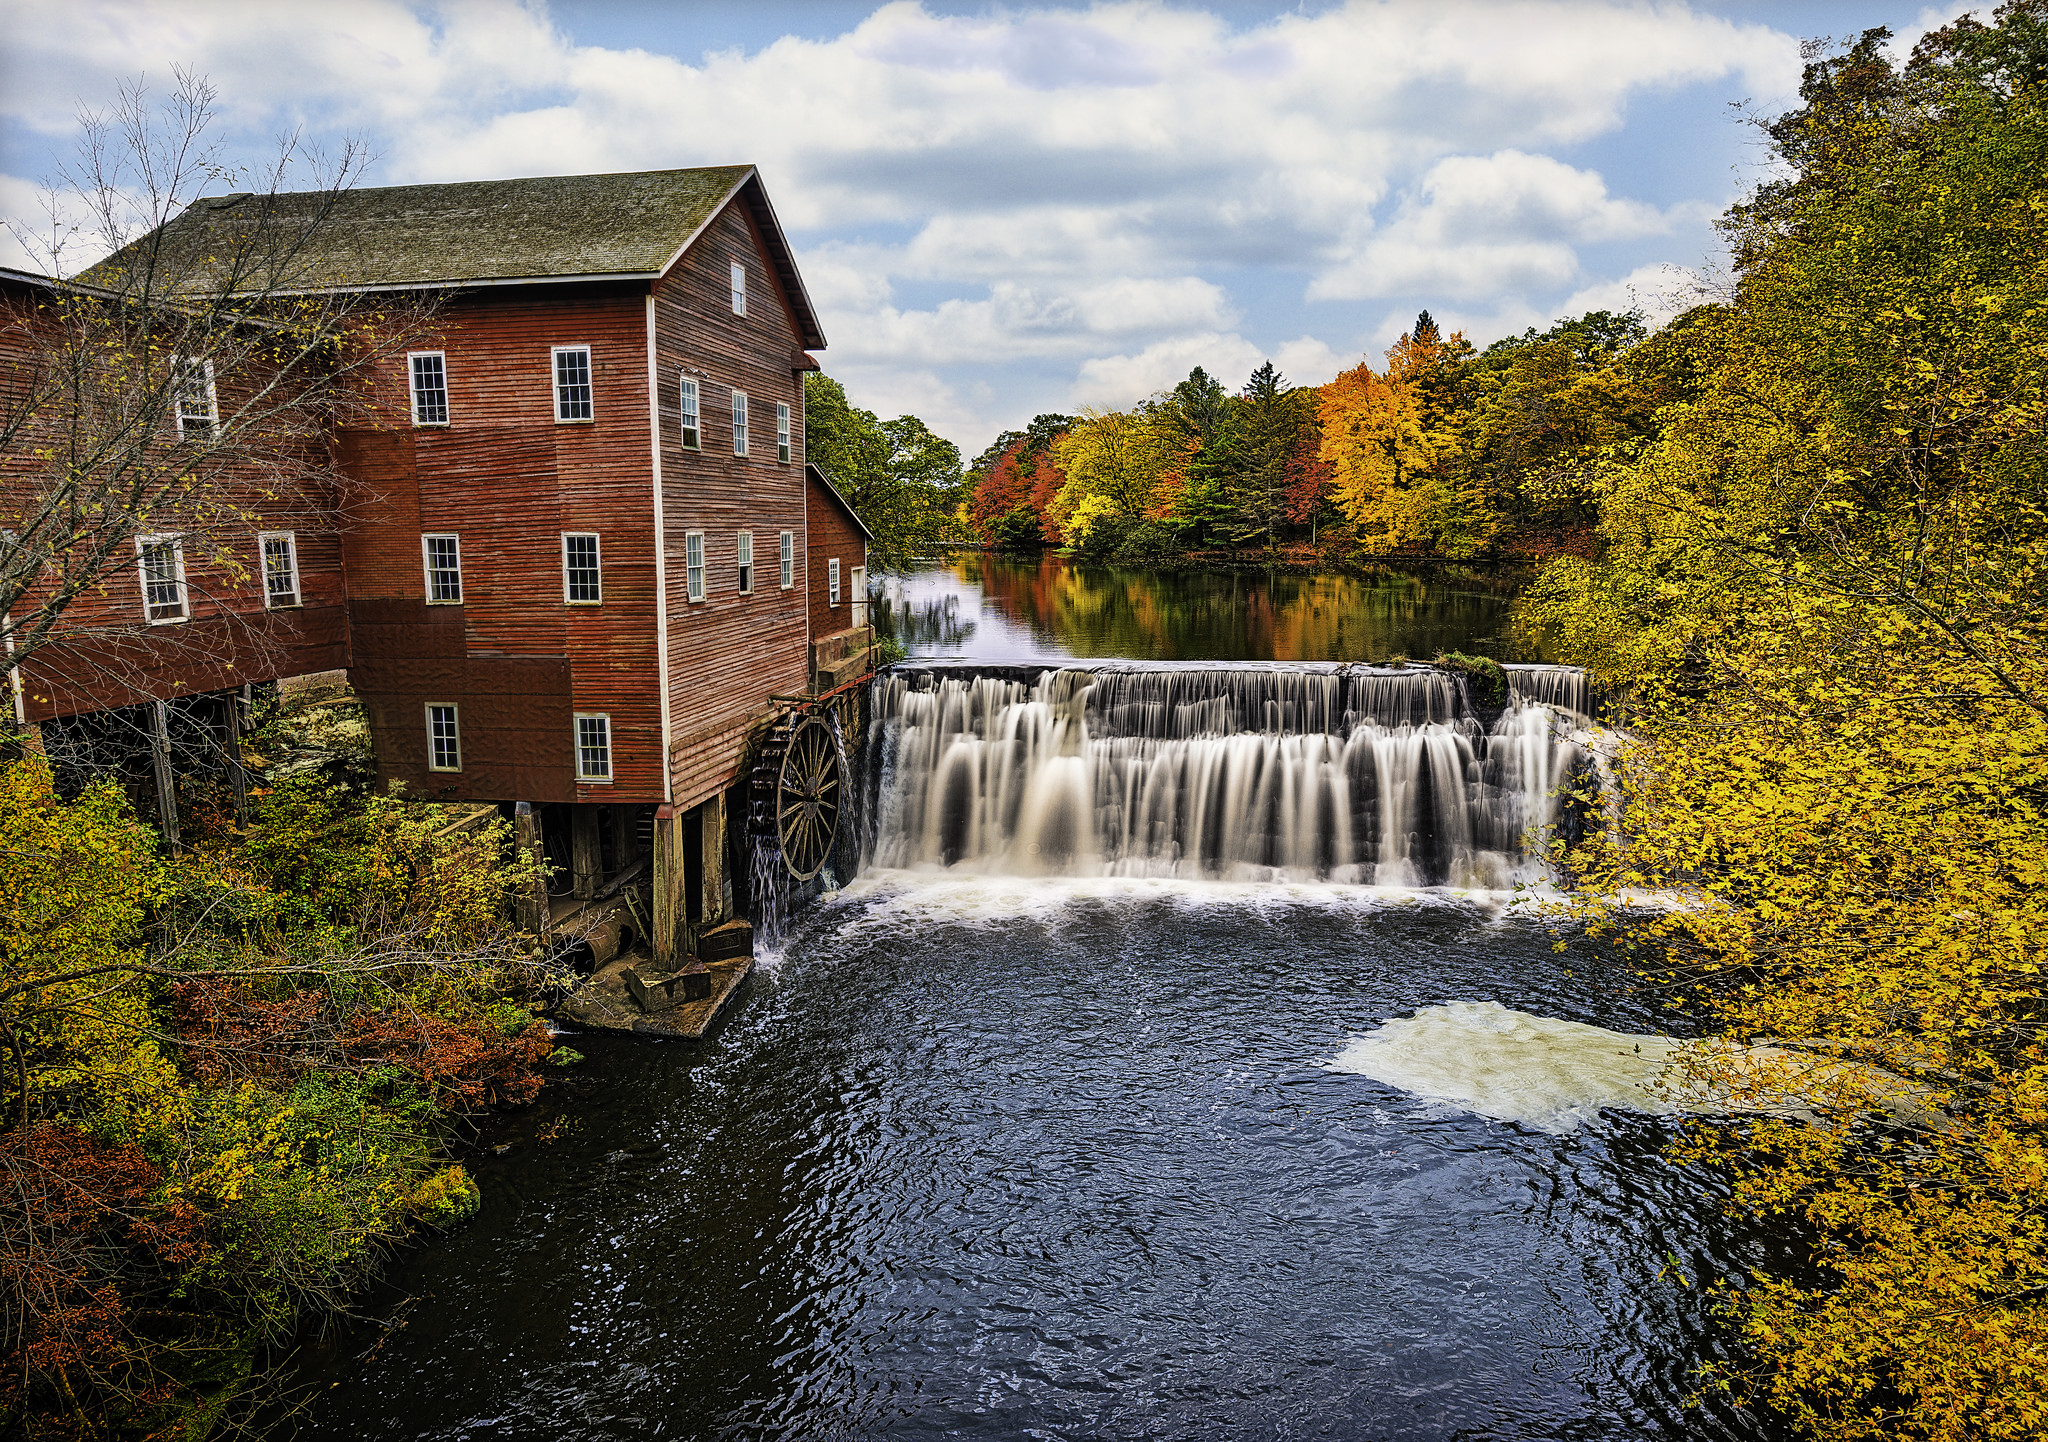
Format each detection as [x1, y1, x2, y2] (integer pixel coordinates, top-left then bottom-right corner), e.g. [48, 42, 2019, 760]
[828, 556, 841, 607]
[425, 702, 462, 772]
[684, 530, 705, 604]
[422, 532, 463, 605]
[732, 389, 748, 458]
[136, 532, 189, 625]
[736, 530, 754, 595]
[552, 344, 594, 424]
[730, 260, 747, 317]
[776, 402, 791, 464]
[408, 350, 449, 427]
[562, 532, 602, 606]
[779, 530, 794, 589]
[678, 374, 700, 450]
[173, 356, 218, 438]
[574, 711, 614, 783]
[258, 530, 300, 609]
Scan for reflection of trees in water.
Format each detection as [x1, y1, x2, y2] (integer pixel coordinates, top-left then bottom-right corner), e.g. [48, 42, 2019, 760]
[963, 554, 1534, 662]
[869, 586, 978, 649]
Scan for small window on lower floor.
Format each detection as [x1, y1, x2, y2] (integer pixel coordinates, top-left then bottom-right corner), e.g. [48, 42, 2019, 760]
[138, 534, 188, 623]
[260, 531, 300, 608]
[736, 530, 754, 594]
[575, 713, 612, 782]
[426, 703, 461, 771]
[828, 556, 841, 606]
[779, 530, 794, 589]
[685, 531, 705, 602]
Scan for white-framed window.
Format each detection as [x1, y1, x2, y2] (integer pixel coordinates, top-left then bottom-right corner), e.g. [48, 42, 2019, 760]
[732, 390, 748, 457]
[730, 260, 746, 316]
[426, 703, 462, 772]
[562, 532, 601, 604]
[776, 402, 791, 464]
[553, 345, 593, 422]
[779, 530, 794, 589]
[685, 531, 705, 603]
[828, 556, 841, 607]
[173, 357, 217, 437]
[409, 351, 449, 426]
[678, 375, 700, 449]
[736, 530, 754, 595]
[574, 713, 613, 782]
[422, 533, 462, 604]
[851, 565, 867, 628]
[137, 533, 188, 623]
[259, 531, 300, 608]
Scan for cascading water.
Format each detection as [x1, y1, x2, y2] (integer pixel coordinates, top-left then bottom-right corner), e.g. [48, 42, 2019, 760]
[863, 662, 1596, 889]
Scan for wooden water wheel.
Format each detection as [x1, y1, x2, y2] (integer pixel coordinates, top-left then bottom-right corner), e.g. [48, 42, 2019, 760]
[775, 716, 843, 880]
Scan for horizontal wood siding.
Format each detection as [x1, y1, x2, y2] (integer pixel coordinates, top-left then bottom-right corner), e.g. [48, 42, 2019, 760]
[338, 285, 662, 802]
[652, 201, 811, 811]
[807, 474, 870, 640]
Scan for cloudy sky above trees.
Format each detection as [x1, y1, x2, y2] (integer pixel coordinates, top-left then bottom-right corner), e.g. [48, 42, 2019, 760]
[0, 0, 1977, 450]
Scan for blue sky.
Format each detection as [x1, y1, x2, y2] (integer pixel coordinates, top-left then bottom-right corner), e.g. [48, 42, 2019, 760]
[0, 0, 1979, 453]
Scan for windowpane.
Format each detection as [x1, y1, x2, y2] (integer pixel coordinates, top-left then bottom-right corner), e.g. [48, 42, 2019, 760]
[554, 347, 593, 422]
[576, 714, 612, 781]
[736, 531, 753, 594]
[732, 390, 748, 457]
[563, 532, 601, 603]
[140, 538, 186, 622]
[730, 260, 746, 316]
[679, 376, 700, 449]
[174, 358, 215, 436]
[427, 704, 461, 771]
[410, 352, 449, 425]
[685, 532, 705, 602]
[424, 534, 462, 603]
[779, 530, 793, 589]
[262, 533, 299, 607]
[828, 557, 840, 606]
[776, 402, 790, 464]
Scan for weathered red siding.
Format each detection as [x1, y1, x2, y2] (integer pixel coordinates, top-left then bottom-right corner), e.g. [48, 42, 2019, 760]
[650, 202, 812, 811]
[807, 471, 870, 640]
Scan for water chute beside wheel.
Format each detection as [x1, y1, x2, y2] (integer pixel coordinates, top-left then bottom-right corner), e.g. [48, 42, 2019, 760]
[775, 716, 843, 880]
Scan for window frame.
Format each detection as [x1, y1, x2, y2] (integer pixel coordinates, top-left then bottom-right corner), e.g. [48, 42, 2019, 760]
[776, 402, 791, 464]
[736, 530, 754, 595]
[172, 356, 218, 438]
[422, 532, 463, 605]
[730, 260, 746, 317]
[408, 350, 450, 427]
[425, 702, 462, 773]
[574, 712, 613, 783]
[259, 530, 301, 609]
[552, 345, 594, 424]
[828, 556, 841, 607]
[136, 533, 189, 625]
[678, 374, 700, 450]
[779, 530, 794, 589]
[684, 530, 705, 603]
[732, 389, 748, 457]
[561, 531, 602, 606]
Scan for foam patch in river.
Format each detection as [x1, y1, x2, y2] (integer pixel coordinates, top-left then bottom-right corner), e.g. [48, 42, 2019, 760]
[1327, 1001, 1683, 1134]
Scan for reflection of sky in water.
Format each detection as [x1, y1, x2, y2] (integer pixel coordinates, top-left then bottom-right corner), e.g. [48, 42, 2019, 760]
[871, 556, 1535, 665]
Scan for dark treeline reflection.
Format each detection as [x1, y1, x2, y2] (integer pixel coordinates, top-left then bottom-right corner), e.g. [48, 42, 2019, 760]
[871, 554, 1538, 664]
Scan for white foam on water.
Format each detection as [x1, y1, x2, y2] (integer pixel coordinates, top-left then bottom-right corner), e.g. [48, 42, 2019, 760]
[1326, 1001, 1683, 1134]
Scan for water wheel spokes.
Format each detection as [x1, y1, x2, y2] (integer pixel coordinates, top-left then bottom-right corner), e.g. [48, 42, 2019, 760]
[776, 716, 843, 881]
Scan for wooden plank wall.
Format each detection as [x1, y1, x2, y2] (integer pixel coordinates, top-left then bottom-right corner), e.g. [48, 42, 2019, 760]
[807, 473, 870, 639]
[652, 202, 812, 812]
[338, 283, 664, 803]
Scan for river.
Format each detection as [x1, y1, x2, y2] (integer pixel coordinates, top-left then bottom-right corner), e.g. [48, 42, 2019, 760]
[294, 561, 1784, 1441]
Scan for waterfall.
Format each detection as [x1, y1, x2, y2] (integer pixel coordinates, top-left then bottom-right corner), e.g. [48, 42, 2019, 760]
[863, 663, 1595, 889]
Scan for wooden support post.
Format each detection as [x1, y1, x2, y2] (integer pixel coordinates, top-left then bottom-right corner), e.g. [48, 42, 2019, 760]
[651, 803, 682, 966]
[570, 804, 601, 899]
[699, 791, 729, 925]
[222, 692, 248, 826]
[150, 699, 180, 849]
[513, 802, 549, 935]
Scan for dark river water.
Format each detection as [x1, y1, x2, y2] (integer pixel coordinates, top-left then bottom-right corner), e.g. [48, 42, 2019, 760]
[295, 564, 1782, 1440]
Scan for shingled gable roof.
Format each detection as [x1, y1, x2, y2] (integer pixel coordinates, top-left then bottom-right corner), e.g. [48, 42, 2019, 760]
[85, 165, 826, 348]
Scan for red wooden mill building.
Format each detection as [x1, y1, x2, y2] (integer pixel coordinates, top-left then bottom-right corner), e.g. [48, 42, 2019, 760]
[2, 166, 873, 954]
